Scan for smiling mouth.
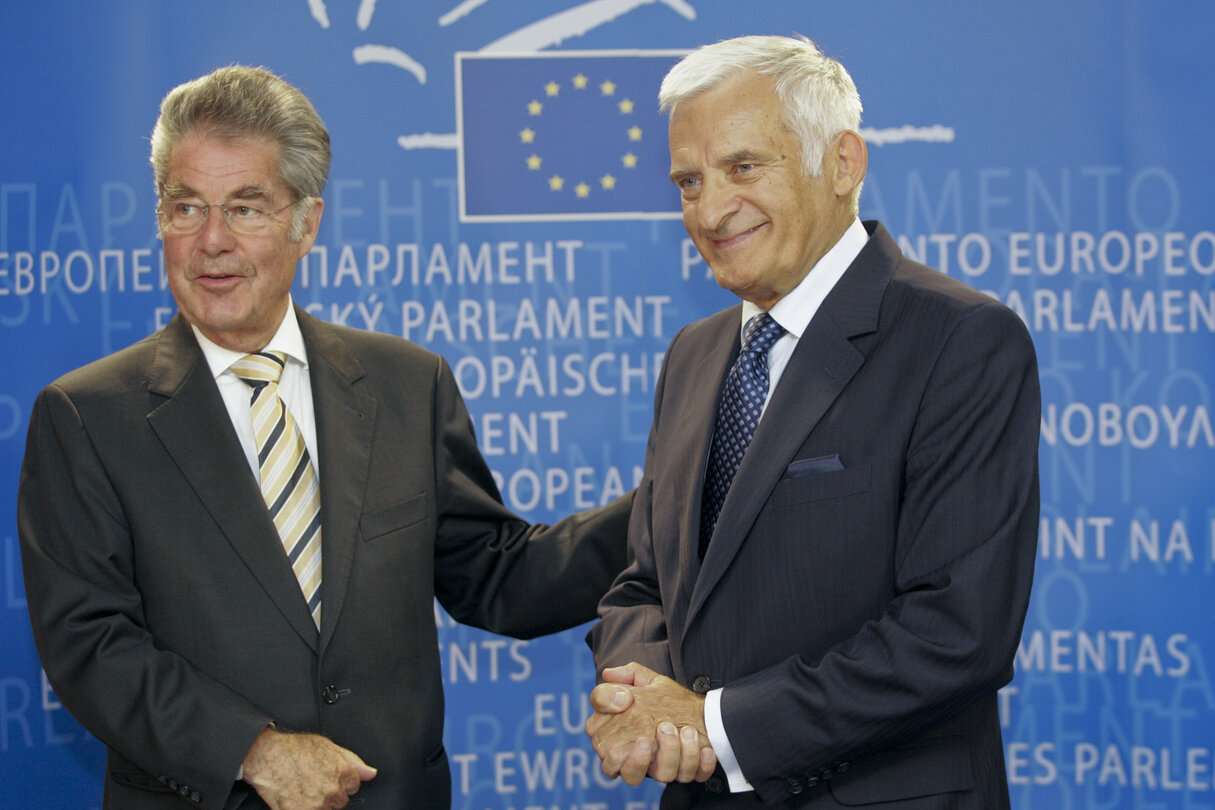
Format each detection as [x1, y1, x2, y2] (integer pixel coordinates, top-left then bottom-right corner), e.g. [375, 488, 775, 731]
[713, 223, 766, 248]
[192, 271, 249, 287]
[194, 265, 248, 280]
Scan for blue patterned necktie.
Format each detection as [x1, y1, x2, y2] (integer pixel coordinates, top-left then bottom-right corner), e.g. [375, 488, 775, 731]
[230, 351, 323, 630]
[700, 312, 786, 556]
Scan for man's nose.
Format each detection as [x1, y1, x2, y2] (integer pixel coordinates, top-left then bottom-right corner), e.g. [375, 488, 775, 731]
[196, 206, 238, 252]
[695, 177, 740, 232]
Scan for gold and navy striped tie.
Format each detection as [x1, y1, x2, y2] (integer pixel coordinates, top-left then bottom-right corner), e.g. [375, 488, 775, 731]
[231, 351, 322, 629]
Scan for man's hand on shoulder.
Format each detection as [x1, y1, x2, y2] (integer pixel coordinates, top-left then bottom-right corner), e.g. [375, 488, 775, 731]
[242, 727, 377, 810]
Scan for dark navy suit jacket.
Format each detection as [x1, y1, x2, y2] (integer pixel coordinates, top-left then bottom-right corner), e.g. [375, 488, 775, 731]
[591, 222, 1040, 808]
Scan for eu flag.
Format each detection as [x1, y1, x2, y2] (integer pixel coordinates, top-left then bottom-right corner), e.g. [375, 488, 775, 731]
[457, 50, 685, 222]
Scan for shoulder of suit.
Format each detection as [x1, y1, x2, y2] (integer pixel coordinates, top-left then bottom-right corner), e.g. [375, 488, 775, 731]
[887, 254, 1015, 317]
[45, 328, 166, 398]
[680, 304, 743, 339]
[303, 312, 448, 373]
[879, 259, 1033, 360]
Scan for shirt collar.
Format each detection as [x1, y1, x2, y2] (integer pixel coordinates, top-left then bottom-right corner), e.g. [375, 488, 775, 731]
[741, 217, 869, 339]
[191, 299, 309, 379]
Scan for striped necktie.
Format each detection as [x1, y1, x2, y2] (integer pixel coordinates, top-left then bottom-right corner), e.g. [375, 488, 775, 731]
[700, 312, 786, 557]
[230, 351, 322, 629]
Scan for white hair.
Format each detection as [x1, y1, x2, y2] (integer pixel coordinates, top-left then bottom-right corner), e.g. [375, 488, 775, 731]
[659, 35, 863, 179]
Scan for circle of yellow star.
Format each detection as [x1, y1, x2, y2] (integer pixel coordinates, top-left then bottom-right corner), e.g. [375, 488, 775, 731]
[600, 79, 616, 96]
[528, 99, 543, 116]
[548, 175, 565, 191]
[519, 128, 536, 144]
[618, 98, 635, 114]
[575, 182, 591, 198]
[628, 125, 643, 141]
[545, 81, 560, 97]
[527, 154, 542, 170]
[600, 174, 617, 190]
[622, 152, 639, 169]
[572, 73, 589, 89]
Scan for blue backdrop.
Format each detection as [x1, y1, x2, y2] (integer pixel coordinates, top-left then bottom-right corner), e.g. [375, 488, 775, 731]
[2, 2, 1212, 808]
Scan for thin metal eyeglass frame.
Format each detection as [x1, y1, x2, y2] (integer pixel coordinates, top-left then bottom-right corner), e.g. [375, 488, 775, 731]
[155, 198, 305, 235]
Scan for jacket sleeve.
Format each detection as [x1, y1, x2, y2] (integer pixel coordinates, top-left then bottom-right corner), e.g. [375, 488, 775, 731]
[585, 331, 678, 679]
[428, 356, 633, 639]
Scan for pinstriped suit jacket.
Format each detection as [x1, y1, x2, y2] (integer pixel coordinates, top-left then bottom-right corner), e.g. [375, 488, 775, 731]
[591, 222, 1040, 808]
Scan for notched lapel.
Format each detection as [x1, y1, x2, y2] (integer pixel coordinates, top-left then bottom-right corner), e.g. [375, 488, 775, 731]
[686, 231, 893, 629]
[146, 317, 322, 649]
[688, 317, 864, 625]
[297, 312, 376, 649]
[671, 312, 741, 599]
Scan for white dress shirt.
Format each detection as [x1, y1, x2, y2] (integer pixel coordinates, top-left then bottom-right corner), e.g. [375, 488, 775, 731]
[705, 218, 869, 792]
[191, 301, 319, 485]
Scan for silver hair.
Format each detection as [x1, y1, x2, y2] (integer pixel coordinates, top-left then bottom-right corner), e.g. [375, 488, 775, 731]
[150, 65, 329, 241]
[659, 35, 863, 179]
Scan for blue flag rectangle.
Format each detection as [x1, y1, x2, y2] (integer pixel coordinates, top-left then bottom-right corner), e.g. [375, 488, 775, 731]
[457, 50, 685, 222]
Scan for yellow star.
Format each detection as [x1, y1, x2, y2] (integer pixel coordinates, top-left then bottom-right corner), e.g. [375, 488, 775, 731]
[628, 125, 643, 141]
[575, 182, 591, 198]
[528, 99, 543, 116]
[572, 73, 589, 89]
[548, 175, 565, 191]
[600, 174, 617, 190]
[622, 152, 638, 169]
[545, 81, 560, 97]
[520, 128, 536, 144]
[618, 98, 635, 114]
[527, 154, 542, 170]
[600, 79, 616, 96]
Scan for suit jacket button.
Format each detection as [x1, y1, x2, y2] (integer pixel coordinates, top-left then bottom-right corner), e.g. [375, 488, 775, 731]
[177, 784, 191, 797]
[837, 761, 850, 773]
[704, 775, 723, 794]
[787, 777, 803, 794]
[191, 791, 201, 803]
[806, 775, 819, 788]
[821, 766, 835, 780]
[322, 684, 341, 704]
[691, 675, 712, 694]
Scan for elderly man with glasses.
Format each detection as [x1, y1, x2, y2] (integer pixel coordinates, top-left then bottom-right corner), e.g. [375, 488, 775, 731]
[18, 65, 631, 810]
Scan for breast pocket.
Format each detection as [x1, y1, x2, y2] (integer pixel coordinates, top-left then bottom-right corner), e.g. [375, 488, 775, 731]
[770, 462, 871, 508]
[360, 492, 429, 543]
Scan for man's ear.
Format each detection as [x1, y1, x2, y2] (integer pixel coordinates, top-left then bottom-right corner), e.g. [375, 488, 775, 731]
[295, 197, 324, 257]
[830, 130, 868, 198]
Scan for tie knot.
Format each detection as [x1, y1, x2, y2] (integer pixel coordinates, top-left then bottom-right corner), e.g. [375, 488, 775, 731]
[741, 313, 784, 356]
[231, 351, 287, 389]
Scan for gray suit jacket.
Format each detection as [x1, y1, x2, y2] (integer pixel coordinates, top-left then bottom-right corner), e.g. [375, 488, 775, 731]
[19, 308, 630, 809]
[591, 222, 1040, 808]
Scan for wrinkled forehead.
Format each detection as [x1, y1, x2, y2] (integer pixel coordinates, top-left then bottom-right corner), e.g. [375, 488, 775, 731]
[162, 132, 285, 198]
[668, 77, 788, 155]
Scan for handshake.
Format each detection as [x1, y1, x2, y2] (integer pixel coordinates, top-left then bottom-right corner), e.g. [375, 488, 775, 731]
[585, 663, 720, 785]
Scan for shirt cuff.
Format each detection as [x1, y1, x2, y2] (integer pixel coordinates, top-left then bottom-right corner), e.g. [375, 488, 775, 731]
[704, 688, 753, 793]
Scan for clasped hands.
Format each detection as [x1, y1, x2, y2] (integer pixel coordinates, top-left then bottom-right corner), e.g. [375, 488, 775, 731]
[585, 662, 719, 785]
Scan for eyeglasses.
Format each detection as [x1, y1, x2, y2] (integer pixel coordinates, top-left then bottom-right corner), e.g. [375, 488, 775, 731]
[155, 198, 306, 236]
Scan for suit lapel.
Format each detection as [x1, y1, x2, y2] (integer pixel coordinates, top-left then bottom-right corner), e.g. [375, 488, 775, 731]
[671, 309, 742, 610]
[686, 222, 896, 628]
[146, 316, 321, 649]
[297, 311, 376, 651]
